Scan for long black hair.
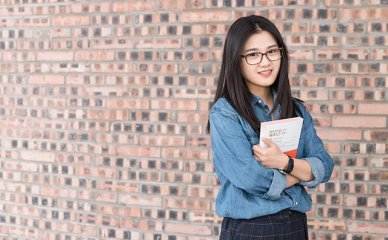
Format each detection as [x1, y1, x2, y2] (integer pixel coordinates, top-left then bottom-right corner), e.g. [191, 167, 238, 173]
[208, 15, 300, 135]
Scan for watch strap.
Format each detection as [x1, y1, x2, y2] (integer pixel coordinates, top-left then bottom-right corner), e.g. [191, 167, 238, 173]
[284, 155, 294, 174]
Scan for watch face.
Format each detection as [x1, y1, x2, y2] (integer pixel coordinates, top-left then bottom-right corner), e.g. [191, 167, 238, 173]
[288, 156, 294, 173]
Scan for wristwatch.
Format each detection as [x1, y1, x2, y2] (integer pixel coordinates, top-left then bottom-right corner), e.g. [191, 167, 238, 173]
[284, 155, 294, 174]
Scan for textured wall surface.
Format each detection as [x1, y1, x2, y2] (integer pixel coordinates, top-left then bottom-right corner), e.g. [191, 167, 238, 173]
[0, 0, 387, 239]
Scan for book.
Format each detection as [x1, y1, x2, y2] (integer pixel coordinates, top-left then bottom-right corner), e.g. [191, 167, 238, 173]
[259, 117, 303, 158]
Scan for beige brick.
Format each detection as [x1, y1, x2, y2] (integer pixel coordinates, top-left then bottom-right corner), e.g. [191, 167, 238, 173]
[37, 51, 73, 61]
[165, 223, 212, 235]
[332, 116, 386, 128]
[20, 150, 55, 162]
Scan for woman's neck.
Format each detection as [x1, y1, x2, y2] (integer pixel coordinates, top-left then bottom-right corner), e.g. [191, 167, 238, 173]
[252, 87, 273, 108]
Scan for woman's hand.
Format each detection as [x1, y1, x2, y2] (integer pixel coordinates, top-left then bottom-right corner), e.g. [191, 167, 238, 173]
[252, 138, 288, 170]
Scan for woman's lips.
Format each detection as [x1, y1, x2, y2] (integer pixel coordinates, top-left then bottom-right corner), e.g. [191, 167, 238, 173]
[258, 69, 272, 77]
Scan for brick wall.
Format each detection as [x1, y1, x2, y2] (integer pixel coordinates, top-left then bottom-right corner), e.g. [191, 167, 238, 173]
[0, 0, 387, 239]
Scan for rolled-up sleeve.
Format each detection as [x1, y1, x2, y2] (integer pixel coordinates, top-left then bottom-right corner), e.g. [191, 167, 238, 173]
[297, 104, 334, 187]
[264, 170, 287, 199]
[299, 156, 325, 187]
[210, 109, 287, 200]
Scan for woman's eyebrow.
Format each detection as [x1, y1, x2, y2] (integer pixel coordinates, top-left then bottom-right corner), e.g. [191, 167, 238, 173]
[243, 48, 259, 53]
[266, 44, 278, 49]
[243, 44, 279, 53]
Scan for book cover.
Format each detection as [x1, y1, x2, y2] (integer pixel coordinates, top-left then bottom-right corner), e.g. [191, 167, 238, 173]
[259, 117, 303, 158]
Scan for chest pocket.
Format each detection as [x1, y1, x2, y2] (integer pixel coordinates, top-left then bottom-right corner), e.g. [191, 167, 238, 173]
[239, 117, 259, 146]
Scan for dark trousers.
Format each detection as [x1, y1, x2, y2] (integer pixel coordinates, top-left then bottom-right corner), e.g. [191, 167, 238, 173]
[220, 209, 308, 240]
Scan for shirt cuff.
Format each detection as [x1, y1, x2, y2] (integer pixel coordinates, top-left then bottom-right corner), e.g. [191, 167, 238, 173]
[263, 170, 287, 200]
[300, 156, 325, 188]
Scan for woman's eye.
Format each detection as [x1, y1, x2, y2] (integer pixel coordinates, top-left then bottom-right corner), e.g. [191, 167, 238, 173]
[268, 49, 278, 54]
[247, 52, 258, 57]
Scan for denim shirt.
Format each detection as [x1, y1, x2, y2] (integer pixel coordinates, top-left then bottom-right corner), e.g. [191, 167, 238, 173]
[209, 95, 334, 219]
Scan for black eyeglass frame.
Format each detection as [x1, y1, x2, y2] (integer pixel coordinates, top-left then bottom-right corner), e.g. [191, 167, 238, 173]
[240, 47, 283, 65]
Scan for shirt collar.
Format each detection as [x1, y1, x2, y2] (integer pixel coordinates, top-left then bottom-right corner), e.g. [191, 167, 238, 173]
[249, 88, 278, 107]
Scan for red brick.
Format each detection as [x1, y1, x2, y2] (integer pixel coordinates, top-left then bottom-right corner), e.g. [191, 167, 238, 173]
[151, 99, 197, 110]
[74, 50, 115, 61]
[181, 11, 231, 22]
[113, 1, 155, 11]
[106, 99, 149, 109]
[117, 146, 161, 158]
[159, 0, 185, 10]
[139, 135, 186, 146]
[358, 103, 388, 115]
[364, 130, 388, 141]
[41, 187, 77, 198]
[52, 16, 89, 26]
[347, 221, 387, 234]
[332, 116, 386, 128]
[316, 129, 362, 140]
[289, 49, 314, 60]
[29, 75, 65, 85]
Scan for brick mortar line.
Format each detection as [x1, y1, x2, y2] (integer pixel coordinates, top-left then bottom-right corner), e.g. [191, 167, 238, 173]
[0, 223, 101, 238]
[6, 54, 362, 60]
[3, 59, 386, 64]
[0, 0, 112, 5]
[10, 172, 215, 181]
[0, 158, 216, 168]
[1, 194, 217, 208]
[0, 1, 386, 7]
[0, 63, 386, 67]
[0, 175, 124, 184]
[1, 122, 387, 131]
[0, 173, 216, 183]
[0, 107, 183, 111]
[0, 188, 204, 207]
[311, 230, 388, 235]
[0, 125, 208, 133]
[1, 72, 384, 77]
[0, 131, 209, 138]
[0, 74, 385, 79]
[2, 59, 387, 63]
[0, 126, 209, 132]
[0, 94, 212, 98]
[0, 218, 221, 233]
[0, 175, 220, 188]
[0, 25, 386, 33]
[0, 172, 216, 184]
[1, 18, 387, 23]
[0, 141, 386, 148]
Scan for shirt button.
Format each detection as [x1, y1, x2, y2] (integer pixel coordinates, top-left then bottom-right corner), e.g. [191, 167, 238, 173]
[295, 202, 298, 205]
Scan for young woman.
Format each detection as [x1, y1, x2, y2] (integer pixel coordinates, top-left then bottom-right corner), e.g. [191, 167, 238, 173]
[208, 15, 334, 239]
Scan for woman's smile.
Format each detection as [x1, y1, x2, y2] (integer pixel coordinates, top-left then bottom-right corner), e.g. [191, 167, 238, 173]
[258, 69, 272, 77]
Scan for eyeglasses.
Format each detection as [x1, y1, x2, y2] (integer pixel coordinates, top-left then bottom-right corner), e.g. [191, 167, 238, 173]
[241, 48, 283, 65]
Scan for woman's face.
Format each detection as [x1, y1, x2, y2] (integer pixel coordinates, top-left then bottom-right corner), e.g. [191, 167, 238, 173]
[240, 31, 282, 96]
